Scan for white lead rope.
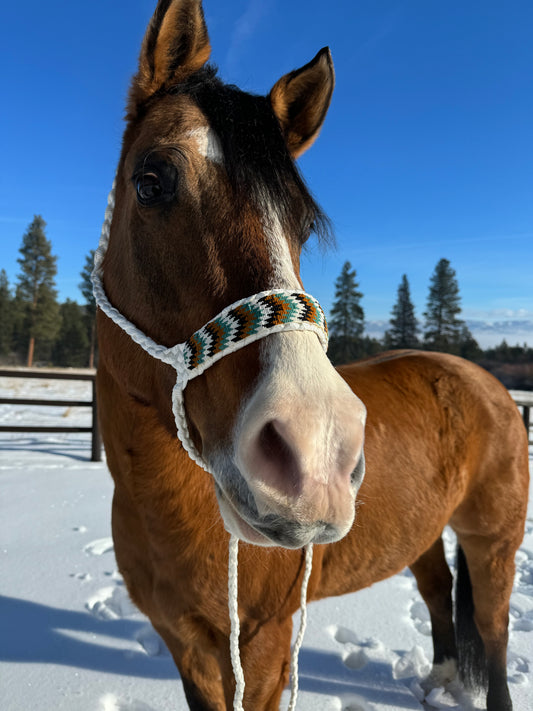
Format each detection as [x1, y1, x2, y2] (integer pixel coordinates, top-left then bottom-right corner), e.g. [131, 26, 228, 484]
[287, 542, 313, 711]
[228, 536, 246, 710]
[228, 535, 313, 711]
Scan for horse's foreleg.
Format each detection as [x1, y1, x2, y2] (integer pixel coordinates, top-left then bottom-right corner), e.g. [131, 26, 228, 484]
[154, 619, 228, 711]
[155, 614, 293, 711]
[237, 615, 293, 710]
[409, 536, 457, 683]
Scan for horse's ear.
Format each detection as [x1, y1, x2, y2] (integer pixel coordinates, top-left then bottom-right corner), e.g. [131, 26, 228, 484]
[270, 47, 335, 159]
[130, 0, 211, 109]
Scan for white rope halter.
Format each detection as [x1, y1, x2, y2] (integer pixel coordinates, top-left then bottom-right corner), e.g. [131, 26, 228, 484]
[93, 182, 325, 709]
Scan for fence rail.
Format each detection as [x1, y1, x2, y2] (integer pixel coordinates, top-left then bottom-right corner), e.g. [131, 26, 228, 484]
[511, 391, 532, 443]
[0, 369, 530, 458]
[0, 368, 102, 461]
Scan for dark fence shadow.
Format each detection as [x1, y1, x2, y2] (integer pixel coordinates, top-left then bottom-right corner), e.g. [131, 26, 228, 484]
[0, 595, 177, 681]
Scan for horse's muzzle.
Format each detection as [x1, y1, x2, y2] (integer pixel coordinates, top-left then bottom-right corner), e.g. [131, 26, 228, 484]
[215, 471, 361, 549]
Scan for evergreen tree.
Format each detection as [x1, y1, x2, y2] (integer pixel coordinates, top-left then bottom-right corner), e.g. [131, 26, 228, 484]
[423, 258, 464, 352]
[384, 274, 419, 348]
[484, 340, 533, 364]
[360, 335, 383, 358]
[79, 250, 97, 368]
[9, 290, 27, 364]
[328, 261, 365, 365]
[53, 299, 90, 367]
[15, 215, 60, 366]
[457, 324, 482, 361]
[0, 270, 14, 359]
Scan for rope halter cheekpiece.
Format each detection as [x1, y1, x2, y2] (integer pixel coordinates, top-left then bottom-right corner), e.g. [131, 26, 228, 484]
[92, 182, 327, 709]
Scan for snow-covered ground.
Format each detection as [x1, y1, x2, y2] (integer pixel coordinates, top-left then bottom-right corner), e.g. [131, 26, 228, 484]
[1, 373, 532, 711]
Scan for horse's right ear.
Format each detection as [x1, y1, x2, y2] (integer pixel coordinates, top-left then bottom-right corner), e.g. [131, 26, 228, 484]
[270, 47, 335, 159]
[129, 0, 211, 112]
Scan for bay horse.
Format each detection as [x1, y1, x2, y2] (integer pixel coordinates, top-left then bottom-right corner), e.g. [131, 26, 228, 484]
[95, 1, 529, 709]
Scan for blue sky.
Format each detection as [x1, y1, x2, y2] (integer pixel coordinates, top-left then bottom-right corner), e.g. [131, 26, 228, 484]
[1, 0, 532, 346]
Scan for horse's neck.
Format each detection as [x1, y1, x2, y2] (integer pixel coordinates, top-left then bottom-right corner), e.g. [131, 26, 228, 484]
[99, 360, 220, 544]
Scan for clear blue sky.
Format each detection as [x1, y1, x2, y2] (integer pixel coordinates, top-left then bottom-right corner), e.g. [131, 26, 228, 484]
[1, 0, 532, 345]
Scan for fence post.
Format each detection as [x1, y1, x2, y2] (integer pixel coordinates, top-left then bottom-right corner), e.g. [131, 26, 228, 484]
[91, 378, 102, 462]
[523, 405, 530, 439]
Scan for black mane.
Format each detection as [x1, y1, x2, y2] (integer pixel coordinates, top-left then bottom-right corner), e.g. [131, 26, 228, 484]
[170, 65, 333, 245]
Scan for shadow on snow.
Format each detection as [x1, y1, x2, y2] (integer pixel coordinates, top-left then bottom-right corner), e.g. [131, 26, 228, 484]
[0, 595, 177, 680]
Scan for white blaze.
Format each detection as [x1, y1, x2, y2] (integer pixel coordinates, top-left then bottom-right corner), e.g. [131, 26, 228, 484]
[187, 126, 223, 163]
[261, 205, 301, 290]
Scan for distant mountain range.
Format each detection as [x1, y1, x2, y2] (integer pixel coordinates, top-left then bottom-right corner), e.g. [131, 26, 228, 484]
[364, 320, 533, 349]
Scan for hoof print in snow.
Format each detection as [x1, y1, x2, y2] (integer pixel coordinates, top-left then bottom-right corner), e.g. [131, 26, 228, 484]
[515, 547, 533, 588]
[510, 599, 533, 632]
[99, 693, 157, 711]
[332, 625, 359, 646]
[86, 586, 137, 620]
[508, 654, 530, 685]
[84, 537, 114, 556]
[135, 625, 169, 658]
[409, 598, 432, 636]
[343, 648, 368, 671]
[341, 694, 374, 711]
[86, 587, 121, 621]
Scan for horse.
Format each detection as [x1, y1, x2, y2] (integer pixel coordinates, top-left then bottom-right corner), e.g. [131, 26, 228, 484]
[94, 2, 529, 709]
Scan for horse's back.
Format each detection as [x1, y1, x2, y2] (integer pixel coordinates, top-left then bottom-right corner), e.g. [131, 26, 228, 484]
[340, 350, 529, 505]
[339, 349, 525, 453]
[339, 348, 515, 410]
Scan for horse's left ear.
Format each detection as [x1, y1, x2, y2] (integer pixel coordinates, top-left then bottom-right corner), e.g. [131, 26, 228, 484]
[270, 47, 335, 159]
[129, 0, 211, 111]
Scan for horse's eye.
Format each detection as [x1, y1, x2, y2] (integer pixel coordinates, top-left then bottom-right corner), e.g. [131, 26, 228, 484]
[135, 172, 163, 205]
[132, 162, 178, 206]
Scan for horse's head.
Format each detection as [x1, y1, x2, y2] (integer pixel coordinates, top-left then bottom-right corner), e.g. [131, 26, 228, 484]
[99, 0, 366, 549]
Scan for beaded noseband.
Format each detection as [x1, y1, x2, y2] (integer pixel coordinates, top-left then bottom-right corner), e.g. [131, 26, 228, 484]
[92, 182, 326, 710]
[183, 290, 328, 375]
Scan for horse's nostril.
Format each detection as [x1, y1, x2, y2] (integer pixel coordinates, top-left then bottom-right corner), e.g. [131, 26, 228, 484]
[259, 420, 285, 459]
[257, 419, 300, 494]
[259, 420, 293, 463]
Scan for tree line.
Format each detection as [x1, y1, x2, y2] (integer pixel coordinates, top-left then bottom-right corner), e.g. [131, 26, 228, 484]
[0, 216, 531, 372]
[327, 260, 530, 368]
[0, 216, 96, 368]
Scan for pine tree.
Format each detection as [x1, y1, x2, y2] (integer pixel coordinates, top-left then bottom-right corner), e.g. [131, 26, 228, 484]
[79, 250, 97, 368]
[53, 299, 90, 367]
[384, 274, 419, 349]
[457, 324, 482, 361]
[15, 215, 60, 366]
[328, 261, 365, 365]
[423, 258, 465, 352]
[0, 270, 14, 359]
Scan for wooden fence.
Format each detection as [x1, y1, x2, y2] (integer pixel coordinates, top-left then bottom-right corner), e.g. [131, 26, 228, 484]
[0, 369, 530, 459]
[511, 390, 533, 443]
[0, 368, 102, 462]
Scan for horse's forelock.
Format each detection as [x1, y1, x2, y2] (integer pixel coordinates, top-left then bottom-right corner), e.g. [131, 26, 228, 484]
[135, 65, 333, 248]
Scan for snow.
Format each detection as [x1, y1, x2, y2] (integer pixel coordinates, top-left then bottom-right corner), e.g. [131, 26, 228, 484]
[1, 374, 532, 711]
